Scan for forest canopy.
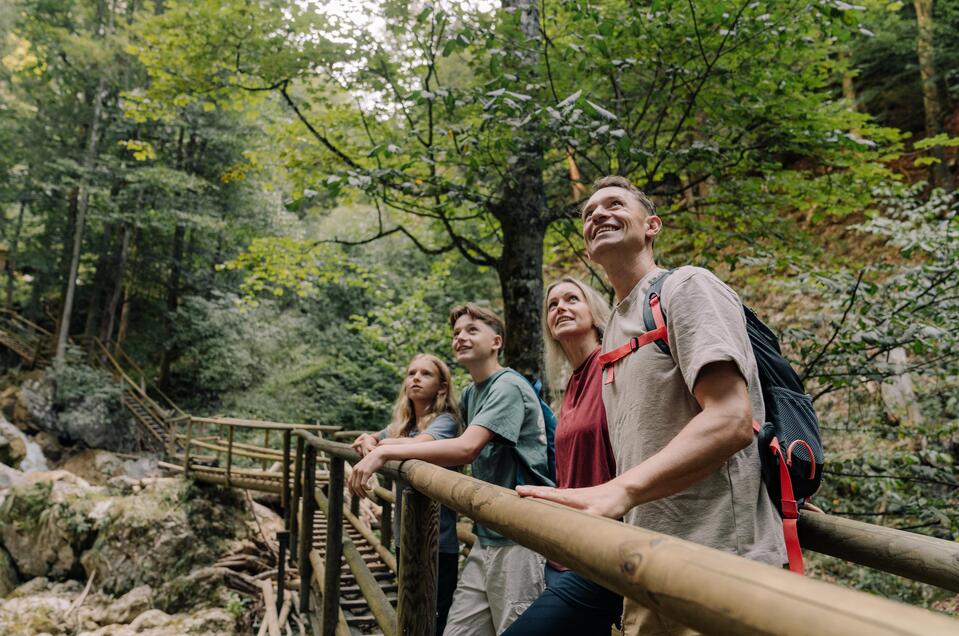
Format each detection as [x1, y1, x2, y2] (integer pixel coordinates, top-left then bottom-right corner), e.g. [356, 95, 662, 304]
[1, 0, 958, 605]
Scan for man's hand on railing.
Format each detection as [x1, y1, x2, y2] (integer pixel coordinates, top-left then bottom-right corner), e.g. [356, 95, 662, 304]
[515, 481, 632, 520]
[351, 433, 379, 457]
[348, 448, 387, 499]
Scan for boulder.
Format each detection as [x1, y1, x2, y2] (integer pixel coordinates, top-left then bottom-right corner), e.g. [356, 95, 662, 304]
[92, 585, 153, 625]
[0, 426, 26, 469]
[0, 545, 18, 597]
[61, 450, 159, 486]
[81, 480, 247, 596]
[34, 431, 63, 462]
[0, 577, 82, 635]
[0, 480, 99, 579]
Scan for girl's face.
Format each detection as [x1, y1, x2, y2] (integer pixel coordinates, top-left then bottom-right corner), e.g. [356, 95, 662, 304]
[406, 357, 444, 404]
[546, 282, 595, 342]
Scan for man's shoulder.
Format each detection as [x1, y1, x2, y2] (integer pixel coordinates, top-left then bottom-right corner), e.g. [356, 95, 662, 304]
[662, 266, 741, 305]
[494, 368, 537, 399]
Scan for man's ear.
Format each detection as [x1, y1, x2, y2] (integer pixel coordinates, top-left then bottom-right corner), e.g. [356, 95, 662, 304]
[646, 214, 663, 238]
[491, 334, 503, 354]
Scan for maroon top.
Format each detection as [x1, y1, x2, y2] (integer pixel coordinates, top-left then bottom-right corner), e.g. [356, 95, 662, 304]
[555, 346, 616, 489]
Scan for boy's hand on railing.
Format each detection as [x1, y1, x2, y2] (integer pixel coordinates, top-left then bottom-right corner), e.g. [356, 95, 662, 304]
[348, 448, 387, 499]
[515, 481, 632, 520]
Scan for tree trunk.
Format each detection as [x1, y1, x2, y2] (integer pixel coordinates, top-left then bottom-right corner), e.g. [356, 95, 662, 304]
[6, 201, 26, 309]
[159, 222, 185, 389]
[498, 216, 547, 381]
[83, 224, 115, 343]
[55, 74, 108, 364]
[100, 222, 131, 347]
[491, 0, 548, 383]
[914, 0, 954, 190]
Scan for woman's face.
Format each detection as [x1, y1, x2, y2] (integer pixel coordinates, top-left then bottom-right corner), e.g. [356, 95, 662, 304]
[546, 282, 595, 342]
[406, 357, 443, 404]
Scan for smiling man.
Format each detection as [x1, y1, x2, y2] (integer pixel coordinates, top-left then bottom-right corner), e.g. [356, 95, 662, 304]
[516, 176, 786, 636]
[348, 303, 550, 636]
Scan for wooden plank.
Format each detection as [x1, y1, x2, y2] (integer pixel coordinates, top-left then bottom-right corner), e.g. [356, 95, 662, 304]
[298, 446, 317, 614]
[798, 511, 959, 592]
[396, 487, 438, 636]
[258, 580, 281, 636]
[322, 457, 345, 636]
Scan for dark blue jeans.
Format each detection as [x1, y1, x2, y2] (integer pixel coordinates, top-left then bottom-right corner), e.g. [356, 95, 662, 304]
[500, 564, 622, 636]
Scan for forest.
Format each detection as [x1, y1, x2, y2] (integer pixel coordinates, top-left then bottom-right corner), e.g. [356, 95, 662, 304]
[1, 0, 958, 617]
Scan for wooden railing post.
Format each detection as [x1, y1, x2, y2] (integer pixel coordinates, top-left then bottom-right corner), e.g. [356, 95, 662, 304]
[281, 430, 291, 514]
[297, 445, 317, 615]
[397, 486, 438, 636]
[226, 426, 234, 489]
[183, 418, 194, 477]
[322, 456, 345, 636]
[381, 477, 393, 550]
[262, 429, 271, 471]
[289, 435, 304, 561]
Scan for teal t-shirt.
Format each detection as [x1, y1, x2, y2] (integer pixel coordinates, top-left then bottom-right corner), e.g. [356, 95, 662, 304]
[460, 368, 551, 546]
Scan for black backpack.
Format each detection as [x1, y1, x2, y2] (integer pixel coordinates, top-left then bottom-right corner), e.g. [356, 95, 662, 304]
[601, 269, 824, 574]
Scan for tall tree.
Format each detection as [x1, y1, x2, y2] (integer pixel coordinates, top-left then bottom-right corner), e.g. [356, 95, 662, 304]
[913, 0, 954, 190]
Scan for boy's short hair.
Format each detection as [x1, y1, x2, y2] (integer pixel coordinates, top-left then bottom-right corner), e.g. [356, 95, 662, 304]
[585, 175, 656, 217]
[449, 303, 506, 341]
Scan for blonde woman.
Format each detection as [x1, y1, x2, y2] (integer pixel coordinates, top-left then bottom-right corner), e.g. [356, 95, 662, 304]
[507, 277, 622, 636]
[352, 353, 461, 634]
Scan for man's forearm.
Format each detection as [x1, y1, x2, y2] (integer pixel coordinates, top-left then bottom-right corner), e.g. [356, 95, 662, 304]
[614, 408, 752, 507]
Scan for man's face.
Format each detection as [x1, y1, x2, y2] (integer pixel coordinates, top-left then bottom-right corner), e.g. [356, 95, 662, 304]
[451, 315, 501, 366]
[581, 186, 658, 264]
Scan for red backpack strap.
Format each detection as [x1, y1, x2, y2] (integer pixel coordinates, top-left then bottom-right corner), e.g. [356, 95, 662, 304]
[598, 303, 668, 385]
[769, 436, 804, 574]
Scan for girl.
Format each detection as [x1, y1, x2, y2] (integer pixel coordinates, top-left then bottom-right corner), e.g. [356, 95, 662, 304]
[352, 353, 462, 635]
[505, 277, 622, 636]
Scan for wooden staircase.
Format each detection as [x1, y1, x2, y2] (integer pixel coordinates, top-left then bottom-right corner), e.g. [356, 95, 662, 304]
[120, 388, 169, 446]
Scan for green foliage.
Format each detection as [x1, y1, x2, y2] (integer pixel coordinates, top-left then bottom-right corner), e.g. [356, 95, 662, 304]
[46, 349, 127, 427]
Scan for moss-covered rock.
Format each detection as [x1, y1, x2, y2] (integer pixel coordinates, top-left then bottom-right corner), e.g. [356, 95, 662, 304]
[0, 545, 18, 597]
[81, 479, 248, 596]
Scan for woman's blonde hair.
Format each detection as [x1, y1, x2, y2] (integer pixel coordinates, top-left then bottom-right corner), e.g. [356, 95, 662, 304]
[385, 354, 461, 439]
[542, 277, 611, 391]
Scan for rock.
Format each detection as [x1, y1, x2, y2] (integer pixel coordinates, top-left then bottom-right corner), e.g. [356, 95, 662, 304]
[0, 480, 99, 579]
[0, 577, 82, 635]
[96, 585, 153, 625]
[81, 480, 247, 596]
[61, 450, 160, 486]
[0, 463, 25, 490]
[154, 567, 231, 614]
[34, 431, 63, 462]
[0, 426, 26, 468]
[0, 545, 18, 597]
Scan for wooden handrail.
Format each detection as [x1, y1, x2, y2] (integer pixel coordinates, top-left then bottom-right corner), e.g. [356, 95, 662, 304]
[294, 432, 959, 636]
[190, 416, 341, 432]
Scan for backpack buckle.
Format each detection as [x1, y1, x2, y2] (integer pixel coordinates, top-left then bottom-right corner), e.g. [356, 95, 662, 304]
[629, 336, 640, 352]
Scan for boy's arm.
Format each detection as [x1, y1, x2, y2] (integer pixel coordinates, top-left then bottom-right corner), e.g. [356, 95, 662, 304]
[348, 425, 494, 498]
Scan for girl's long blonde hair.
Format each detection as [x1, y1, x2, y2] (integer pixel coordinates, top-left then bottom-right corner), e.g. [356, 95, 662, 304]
[385, 354, 461, 439]
[542, 277, 612, 391]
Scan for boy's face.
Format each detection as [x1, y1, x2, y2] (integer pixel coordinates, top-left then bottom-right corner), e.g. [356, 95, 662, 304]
[451, 314, 501, 366]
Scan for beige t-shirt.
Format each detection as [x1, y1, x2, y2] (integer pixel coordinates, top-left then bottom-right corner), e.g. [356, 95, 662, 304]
[602, 266, 786, 565]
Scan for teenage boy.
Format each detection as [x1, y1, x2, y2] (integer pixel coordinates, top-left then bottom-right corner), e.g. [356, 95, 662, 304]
[348, 303, 550, 636]
[516, 176, 786, 636]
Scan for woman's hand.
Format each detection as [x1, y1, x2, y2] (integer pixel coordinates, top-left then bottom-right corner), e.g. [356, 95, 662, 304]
[515, 481, 633, 520]
[351, 433, 379, 457]
[348, 449, 388, 499]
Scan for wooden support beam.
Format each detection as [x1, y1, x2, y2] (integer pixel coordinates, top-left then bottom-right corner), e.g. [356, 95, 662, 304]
[322, 456, 345, 636]
[798, 511, 959, 592]
[298, 445, 316, 615]
[281, 430, 291, 513]
[397, 487, 438, 636]
[226, 426, 234, 489]
[308, 550, 352, 636]
[380, 477, 394, 550]
[258, 580, 281, 636]
[290, 435, 304, 561]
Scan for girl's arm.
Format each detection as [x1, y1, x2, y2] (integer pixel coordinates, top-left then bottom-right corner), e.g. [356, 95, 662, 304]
[377, 432, 435, 446]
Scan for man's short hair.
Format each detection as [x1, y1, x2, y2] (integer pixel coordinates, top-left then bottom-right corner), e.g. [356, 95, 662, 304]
[585, 176, 656, 217]
[449, 303, 505, 340]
